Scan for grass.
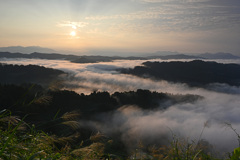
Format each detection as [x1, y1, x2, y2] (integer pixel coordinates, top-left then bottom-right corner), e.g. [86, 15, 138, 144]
[0, 109, 239, 160]
[0, 110, 67, 159]
[0, 105, 240, 159]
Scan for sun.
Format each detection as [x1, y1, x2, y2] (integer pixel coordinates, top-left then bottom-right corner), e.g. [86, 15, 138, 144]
[70, 31, 76, 36]
[72, 25, 77, 29]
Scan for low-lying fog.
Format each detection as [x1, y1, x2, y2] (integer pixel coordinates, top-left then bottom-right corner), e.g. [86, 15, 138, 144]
[1, 57, 240, 154]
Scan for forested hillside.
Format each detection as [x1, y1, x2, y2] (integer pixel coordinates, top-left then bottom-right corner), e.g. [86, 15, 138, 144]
[121, 60, 240, 87]
[0, 63, 65, 85]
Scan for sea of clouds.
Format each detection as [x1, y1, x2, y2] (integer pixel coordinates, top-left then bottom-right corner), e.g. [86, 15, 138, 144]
[1, 57, 240, 155]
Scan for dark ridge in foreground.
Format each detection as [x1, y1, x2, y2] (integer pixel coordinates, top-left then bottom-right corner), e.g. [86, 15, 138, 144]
[0, 84, 202, 123]
[120, 60, 240, 86]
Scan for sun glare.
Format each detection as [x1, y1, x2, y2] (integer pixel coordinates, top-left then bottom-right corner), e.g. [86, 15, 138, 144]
[72, 25, 77, 29]
[70, 31, 76, 36]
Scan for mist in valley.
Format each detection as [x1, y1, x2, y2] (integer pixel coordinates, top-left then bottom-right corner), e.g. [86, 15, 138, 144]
[1, 57, 240, 155]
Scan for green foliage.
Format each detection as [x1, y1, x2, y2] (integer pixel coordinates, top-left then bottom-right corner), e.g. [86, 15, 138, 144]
[0, 109, 126, 160]
[226, 123, 240, 160]
[1, 110, 240, 160]
[229, 147, 240, 160]
[0, 110, 68, 159]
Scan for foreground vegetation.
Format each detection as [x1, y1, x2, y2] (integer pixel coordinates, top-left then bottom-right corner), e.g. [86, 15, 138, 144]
[1, 109, 240, 160]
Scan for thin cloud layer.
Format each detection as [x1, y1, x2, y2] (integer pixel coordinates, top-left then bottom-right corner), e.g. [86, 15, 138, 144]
[57, 21, 89, 29]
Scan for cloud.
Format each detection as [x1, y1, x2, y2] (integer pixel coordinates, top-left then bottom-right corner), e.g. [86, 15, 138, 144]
[57, 21, 88, 29]
[91, 91, 240, 152]
[83, 0, 240, 34]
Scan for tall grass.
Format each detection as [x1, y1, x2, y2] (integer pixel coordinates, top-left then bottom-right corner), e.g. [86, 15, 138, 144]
[225, 123, 240, 160]
[0, 109, 68, 159]
[1, 109, 240, 160]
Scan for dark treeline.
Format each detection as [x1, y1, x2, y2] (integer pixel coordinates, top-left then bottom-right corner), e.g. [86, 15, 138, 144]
[0, 63, 65, 85]
[120, 60, 240, 87]
[0, 84, 202, 123]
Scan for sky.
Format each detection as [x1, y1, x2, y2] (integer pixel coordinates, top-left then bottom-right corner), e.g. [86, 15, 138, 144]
[0, 0, 240, 55]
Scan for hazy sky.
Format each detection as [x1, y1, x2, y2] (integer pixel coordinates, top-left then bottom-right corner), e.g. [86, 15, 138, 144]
[0, 0, 240, 54]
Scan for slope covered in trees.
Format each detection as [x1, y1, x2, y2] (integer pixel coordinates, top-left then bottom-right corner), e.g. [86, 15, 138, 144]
[0, 84, 202, 121]
[0, 63, 65, 85]
[120, 60, 240, 86]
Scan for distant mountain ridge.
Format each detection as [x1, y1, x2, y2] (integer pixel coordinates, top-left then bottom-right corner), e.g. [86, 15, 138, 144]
[0, 52, 146, 63]
[0, 52, 79, 60]
[199, 52, 240, 59]
[147, 54, 202, 60]
[0, 46, 56, 54]
[0, 49, 240, 63]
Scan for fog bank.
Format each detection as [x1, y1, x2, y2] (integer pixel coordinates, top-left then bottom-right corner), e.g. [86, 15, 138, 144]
[1, 58, 240, 153]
